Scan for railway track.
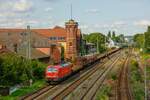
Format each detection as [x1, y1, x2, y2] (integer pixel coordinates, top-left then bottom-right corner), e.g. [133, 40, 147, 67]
[21, 50, 121, 100]
[21, 58, 104, 100]
[20, 85, 55, 100]
[52, 52, 121, 100]
[20, 57, 104, 99]
[117, 52, 133, 100]
[80, 54, 121, 100]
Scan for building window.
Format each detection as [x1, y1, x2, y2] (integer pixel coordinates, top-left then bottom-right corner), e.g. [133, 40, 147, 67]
[53, 37, 56, 40]
[49, 37, 57, 40]
[58, 37, 61, 40]
[59, 37, 65, 40]
[69, 42, 72, 46]
[49, 37, 65, 40]
[49, 37, 52, 40]
[20, 32, 27, 36]
[61, 37, 65, 40]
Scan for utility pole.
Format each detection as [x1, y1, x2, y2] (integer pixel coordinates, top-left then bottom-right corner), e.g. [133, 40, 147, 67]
[105, 35, 107, 48]
[97, 37, 99, 53]
[144, 30, 147, 100]
[27, 25, 31, 59]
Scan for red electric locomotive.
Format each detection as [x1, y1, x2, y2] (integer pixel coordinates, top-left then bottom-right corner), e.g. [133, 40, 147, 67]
[45, 48, 121, 83]
[45, 53, 99, 83]
[45, 62, 73, 82]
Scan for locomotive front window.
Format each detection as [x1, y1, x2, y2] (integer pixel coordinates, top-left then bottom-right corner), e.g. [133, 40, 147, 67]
[48, 68, 58, 72]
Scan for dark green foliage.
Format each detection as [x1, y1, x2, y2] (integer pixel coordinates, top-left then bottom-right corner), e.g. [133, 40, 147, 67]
[0, 53, 46, 86]
[111, 33, 125, 43]
[130, 60, 144, 100]
[83, 32, 107, 53]
[145, 26, 150, 53]
[116, 34, 125, 43]
[107, 30, 125, 44]
[133, 34, 144, 49]
[112, 31, 116, 41]
[61, 46, 65, 61]
[111, 73, 117, 80]
[32, 60, 46, 79]
[96, 85, 111, 100]
[107, 31, 111, 38]
[133, 26, 150, 53]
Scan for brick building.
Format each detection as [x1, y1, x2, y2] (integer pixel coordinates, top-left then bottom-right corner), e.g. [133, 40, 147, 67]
[0, 19, 82, 63]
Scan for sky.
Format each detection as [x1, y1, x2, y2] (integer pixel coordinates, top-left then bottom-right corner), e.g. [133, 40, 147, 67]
[0, 0, 150, 35]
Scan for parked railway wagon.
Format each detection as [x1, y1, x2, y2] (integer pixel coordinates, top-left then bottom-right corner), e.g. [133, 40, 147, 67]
[45, 48, 121, 83]
[72, 53, 98, 72]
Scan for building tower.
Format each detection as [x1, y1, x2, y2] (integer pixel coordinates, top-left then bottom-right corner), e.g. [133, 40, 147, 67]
[65, 19, 78, 61]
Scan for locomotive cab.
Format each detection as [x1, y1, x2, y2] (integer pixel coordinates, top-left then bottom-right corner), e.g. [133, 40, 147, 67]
[45, 63, 73, 83]
[45, 66, 60, 82]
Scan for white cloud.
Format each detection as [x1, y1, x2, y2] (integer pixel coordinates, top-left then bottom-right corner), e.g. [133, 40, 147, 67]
[94, 24, 101, 28]
[0, 0, 33, 12]
[114, 21, 126, 26]
[45, 7, 53, 12]
[0, 17, 42, 28]
[85, 9, 100, 14]
[94, 24, 112, 28]
[80, 25, 88, 29]
[0, 12, 17, 18]
[0, 18, 26, 28]
[134, 20, 150, 26]
[0, 0, 37, 28]
[13, 0, 33, 12]
[113, 28, 119, 32]
[102, 24, 110, 28]
[93, 21, 126, 29]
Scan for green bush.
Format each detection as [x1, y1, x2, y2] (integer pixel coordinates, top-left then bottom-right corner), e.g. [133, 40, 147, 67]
[130, 59, 144, 100]
[0, 53, 46, 86]
[111, 73, 117, 80]
[31, 60, 45, 79]
[96, 85, 111, 100]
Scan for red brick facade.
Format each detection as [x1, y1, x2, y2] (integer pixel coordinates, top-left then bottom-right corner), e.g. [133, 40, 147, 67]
[0, 19, 81, 63]
[65, 19, 79, 60]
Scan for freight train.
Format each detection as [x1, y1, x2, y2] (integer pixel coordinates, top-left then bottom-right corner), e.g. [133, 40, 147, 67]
[45, 48, 121, 83]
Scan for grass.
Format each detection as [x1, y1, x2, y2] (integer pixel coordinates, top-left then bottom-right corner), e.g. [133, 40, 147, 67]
[141, 53, 150, 60]
[96, 57, 120, 100]
[130, 59, 145, 100]
[96, 85, 111, 100]
[0, 80, 46, 100]
[96, 68, 118, 100]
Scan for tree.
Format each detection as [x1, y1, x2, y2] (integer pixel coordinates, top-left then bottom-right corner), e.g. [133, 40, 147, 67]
[0, 53, 46, 86]
[61, 46, 65, 61]
[115, 34, 125, 43]
[145, 26, 150, 53]
[107, 31, 111, 38]
[133, 34, 144, 48]
[112, 31, 116, 41]
[83, 32, 106, 53]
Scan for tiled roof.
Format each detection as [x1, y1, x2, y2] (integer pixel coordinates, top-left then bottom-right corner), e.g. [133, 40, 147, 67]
[0, 26, 82, 39]
[32, 26, 66, 37]
[18, 48, 50, 59]
[0, 26, 81, 59]
[0, 27, 66, 59]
